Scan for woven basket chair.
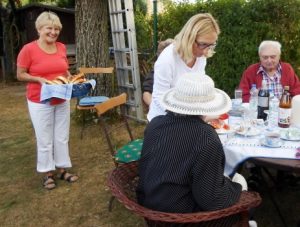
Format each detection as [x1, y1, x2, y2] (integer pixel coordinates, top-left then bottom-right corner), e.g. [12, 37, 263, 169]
[107, 162, 262, 227]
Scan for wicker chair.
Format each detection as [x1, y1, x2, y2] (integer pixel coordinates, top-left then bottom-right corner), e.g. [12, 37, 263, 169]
[107, 162, 262, 227]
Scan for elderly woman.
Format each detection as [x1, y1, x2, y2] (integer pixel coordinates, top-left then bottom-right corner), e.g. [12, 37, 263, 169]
[137, 73, 248, 214]
[147, 13, 220, 121]
[17, 11, 78, 190]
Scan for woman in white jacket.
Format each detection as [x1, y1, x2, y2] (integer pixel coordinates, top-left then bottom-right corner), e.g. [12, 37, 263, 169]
[148, 13, 220, 121]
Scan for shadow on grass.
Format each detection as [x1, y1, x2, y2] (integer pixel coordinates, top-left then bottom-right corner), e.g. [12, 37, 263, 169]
[0, 84, 299, 226]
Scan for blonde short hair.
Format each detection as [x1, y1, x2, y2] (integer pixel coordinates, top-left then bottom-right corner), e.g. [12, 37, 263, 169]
[174, 13, 220, 63]
[35, 11, 62, 31]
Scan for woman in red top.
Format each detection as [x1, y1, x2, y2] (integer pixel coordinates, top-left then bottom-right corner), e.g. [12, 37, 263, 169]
[17, 11, 78, 190]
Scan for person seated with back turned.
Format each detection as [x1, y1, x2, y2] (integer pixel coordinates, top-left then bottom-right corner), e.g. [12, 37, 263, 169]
[239, 40, 300, 102]
[142, 38, 174, 107]
[137, 73, 248, 214]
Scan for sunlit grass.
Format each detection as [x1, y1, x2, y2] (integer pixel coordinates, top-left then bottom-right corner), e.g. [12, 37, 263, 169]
[0, 83, 299, 227]
[0, 83, 145, 226]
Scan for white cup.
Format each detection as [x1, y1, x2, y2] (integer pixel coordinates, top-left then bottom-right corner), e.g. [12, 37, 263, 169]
[265, 132, 281, 146]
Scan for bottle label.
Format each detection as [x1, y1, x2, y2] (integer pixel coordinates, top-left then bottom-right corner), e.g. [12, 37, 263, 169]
[278, 108, 291, 125]
[258, 97, 269, 107]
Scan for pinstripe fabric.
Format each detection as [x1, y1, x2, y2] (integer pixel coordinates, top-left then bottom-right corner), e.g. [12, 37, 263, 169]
[137, 112, 242, 213]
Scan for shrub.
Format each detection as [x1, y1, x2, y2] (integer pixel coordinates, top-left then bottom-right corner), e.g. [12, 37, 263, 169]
[136, 0, 300, 97]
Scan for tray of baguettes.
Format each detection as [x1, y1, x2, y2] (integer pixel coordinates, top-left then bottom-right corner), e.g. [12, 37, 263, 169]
[44, 73, 96, 98]
[45, 73, 86, 85]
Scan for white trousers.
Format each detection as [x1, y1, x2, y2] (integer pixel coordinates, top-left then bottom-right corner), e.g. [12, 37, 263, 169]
[27, 100, 72, 173]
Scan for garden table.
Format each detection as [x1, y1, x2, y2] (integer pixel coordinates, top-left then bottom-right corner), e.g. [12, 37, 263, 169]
[219, 114, 300, 227]
[219, 116, 300, 176]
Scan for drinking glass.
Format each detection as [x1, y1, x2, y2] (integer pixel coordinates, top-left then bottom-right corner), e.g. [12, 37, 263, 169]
[241, 109, 252, 137]
[234, 88, 243, 106]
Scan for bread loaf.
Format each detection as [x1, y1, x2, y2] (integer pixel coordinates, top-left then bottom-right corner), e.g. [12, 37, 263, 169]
[72, 78, 85, 84]
[56, 76, 69, 84]
[70, 73, 84, 83]
[51, 79, 63, 85]
[45, 79, 55, 85]
[45, 73, 86, 85]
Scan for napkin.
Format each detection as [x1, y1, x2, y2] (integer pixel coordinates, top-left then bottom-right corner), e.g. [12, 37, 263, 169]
[40, 79, 96, 102]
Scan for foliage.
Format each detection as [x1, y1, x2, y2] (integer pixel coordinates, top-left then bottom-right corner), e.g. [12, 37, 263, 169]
[56, 0, 74, 8]
[134, 0, 147, 15]
[135, 0, 300, 97]
[135, 10, 152, 52]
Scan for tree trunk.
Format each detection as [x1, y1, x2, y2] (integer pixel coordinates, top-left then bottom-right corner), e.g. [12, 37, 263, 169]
[1, 9, 16, 82]
[75, 0, 112, 96]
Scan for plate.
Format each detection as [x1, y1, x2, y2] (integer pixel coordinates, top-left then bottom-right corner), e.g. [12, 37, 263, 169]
[260, 138, 283, 148]
[235, 127, 260, 136]
[216, 128, 235, 134]
[280, 128, 300, 141]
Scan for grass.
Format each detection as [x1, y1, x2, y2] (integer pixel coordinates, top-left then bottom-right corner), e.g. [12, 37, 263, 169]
[0, 83, 299, 227]
[0, 83, 145, 226]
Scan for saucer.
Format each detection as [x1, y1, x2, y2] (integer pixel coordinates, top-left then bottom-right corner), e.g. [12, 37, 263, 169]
[235, 127, 260, 136]
[260, 138, 283, 148]
[280, 128, 300, 141]
[216, 128, 235, 134]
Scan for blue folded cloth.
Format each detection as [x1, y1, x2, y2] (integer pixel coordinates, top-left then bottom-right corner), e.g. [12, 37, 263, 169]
[79, 96, 109, 106]
[72, 81, 94, 98]
[40, 79, 96, 102]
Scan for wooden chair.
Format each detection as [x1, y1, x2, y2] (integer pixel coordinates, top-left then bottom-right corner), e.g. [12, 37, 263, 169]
[95, 93, 143, 211]
[107, 162, 262, 226]
[94, 93, 143, 166]
[76, 67, 114, 139]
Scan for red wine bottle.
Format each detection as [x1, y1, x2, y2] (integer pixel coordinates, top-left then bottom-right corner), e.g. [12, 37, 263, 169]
[257, 80, 269, 121]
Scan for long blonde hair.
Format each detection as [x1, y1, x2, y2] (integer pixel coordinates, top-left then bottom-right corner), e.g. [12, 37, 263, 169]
[174, 13, 220, 63]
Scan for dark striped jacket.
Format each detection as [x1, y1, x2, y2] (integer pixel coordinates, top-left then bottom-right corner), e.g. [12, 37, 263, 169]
[137, 112, 241, 213]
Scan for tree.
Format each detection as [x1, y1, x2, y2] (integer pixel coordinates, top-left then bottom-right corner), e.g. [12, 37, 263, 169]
[75, 0, 111, 96]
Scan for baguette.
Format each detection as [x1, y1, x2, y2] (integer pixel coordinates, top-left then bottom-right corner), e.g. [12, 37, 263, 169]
[51, 79, 63, 85]
[45, 73, 86, 85]
[72, 78, 85, 84]
[56, 76, 69, 84]
[45, 79, 56, 85]
[70, 73, 85, 83]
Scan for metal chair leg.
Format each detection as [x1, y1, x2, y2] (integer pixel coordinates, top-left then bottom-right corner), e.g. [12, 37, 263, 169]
[80, 110, 85, 139]
[108, 195, 115, 212]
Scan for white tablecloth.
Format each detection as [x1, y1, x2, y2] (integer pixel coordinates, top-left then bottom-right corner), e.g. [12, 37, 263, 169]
[220, 116, 300, 176]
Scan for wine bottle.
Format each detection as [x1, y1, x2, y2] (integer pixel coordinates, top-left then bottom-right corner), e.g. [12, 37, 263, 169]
[257, 80, 269, 121]
[278, 86, 292, 128]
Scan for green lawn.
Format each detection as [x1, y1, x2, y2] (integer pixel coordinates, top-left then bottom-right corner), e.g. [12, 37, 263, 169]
[0, 83, 299, 227]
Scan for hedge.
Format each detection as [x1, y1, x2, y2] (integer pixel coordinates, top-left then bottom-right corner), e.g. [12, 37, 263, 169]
[136, 0, 300, 97]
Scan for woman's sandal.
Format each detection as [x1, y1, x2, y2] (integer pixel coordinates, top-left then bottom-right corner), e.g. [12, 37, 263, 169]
[43, 175, 56, 190]
[59, 171, 78, 183]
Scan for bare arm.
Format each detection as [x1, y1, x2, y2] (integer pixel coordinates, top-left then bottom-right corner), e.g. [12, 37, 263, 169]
[143, 92, 152, 106]
[17, 67, 47, 84]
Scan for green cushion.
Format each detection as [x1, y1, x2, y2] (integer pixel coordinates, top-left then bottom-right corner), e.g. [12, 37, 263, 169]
[115, 139, 143, 163]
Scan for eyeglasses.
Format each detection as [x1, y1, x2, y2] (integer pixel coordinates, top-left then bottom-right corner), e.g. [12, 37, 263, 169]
[195, 40, 217, 50]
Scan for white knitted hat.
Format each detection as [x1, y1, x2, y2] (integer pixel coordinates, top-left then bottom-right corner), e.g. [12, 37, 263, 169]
[161, 73, 232, 116]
